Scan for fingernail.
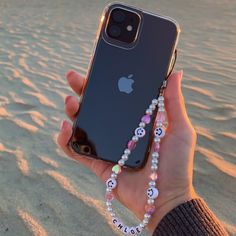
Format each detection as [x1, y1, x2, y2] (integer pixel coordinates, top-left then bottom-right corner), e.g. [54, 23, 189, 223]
[60, 120, 67, 131]
[66, 70, 74, 79]
[65, 95, 72, 105]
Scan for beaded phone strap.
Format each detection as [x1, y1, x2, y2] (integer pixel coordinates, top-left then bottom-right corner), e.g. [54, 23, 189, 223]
[105, 91, 165, 235]
[105, 51, 177, 235]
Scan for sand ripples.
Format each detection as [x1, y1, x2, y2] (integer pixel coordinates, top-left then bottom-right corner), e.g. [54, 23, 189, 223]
[0, 0, 235, 235]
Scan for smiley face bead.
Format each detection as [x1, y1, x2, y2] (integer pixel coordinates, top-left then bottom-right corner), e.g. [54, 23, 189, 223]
[147, 187, 159, 199]
[135, 127, 146, 138]
[106, 178, 117, 190]
[154, 126, 165, 138]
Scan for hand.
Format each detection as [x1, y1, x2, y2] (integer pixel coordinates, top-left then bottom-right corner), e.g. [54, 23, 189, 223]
[57, 70, 198, 233]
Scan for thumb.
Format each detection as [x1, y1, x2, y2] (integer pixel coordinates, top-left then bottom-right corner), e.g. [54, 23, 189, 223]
[164, 70, 191, 129]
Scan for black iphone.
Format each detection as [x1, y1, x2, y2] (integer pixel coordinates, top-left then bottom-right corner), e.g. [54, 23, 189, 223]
[70, 3, 180, 169]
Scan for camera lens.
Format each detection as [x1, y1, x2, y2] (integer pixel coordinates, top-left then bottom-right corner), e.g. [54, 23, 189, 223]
[112, 10, 125, 23]
[108, 25, 121, 38]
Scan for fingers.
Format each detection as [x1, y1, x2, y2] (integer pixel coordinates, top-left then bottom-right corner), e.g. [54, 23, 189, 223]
[65, 70, 83, 121]
[66, 70, 84, 96]
[57, 120, 112, 182]
[164, 70, 191, 129]
[64, 95, 79, 121]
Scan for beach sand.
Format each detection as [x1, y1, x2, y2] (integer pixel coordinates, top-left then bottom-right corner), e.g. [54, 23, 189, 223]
[0, 0, 235, 235]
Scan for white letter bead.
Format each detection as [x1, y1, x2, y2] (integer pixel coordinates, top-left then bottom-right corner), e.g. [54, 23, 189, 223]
[154, 127, 165, 138]
[106, 178, 117, 189]
[129, 227, 137, 235]
[136, 225, 143, 234]
[135, 127, 146, 138]
[147, 187, 159, 199]
[116, 222, 124, 230]
[112, 217, 119, 226]
[122, 226, 130, 234]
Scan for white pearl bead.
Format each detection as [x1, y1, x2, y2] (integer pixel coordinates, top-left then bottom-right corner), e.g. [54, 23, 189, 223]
[151, 165, 158, 171]
[106, 178, 117, 189]
[107, 207, 113, 212]
[139, 223, 145, 228]
[152, 99, 158, 105]
[121, 154, 128, 161]
[143, 218, 149, 224]
[149, 104, 155, 110]
[159, 107, 165, 112]
[139, 122, 145, 128]
[148, 199, 154, 204]
[154, 137, 161, 143]
[144, 213, 151, 219]
[132, 136, 139, 142]
[106, 188, 112, 192]
[111, 213, 116, 217]
[111, 173, 117, 178]
[149, 181, 156, 187]
[118, 159, 125, 166]
[158, 96, 164, 101]
[124, 149, 131, 155]
[154, 127, 165, 138]
[152, 159, 158, 164]
[106, 201, 112, 206]
[158, 101, 164, 107]
[135, 127, 146, 138]
[146, 109, 152, 115]
[147, 187, 159, 199]
[152, 152, 159, 158]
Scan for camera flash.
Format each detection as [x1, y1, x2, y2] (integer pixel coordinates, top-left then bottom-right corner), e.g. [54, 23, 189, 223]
[126, 25, 133, 31]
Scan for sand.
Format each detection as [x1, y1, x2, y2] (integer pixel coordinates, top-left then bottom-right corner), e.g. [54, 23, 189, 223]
[0, 0, 235, 235]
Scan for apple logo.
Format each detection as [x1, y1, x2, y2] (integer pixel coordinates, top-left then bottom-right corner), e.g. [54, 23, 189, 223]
[118, 74, 134, 94]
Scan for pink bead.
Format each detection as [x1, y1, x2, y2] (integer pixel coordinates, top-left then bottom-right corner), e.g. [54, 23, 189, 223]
[128, 140, 136, 150]
[145, 204, 156, 215]
[105, 192, 114, 201]
[154, 143, 160, 152]
[156, 112, 165, 123]
[150, 172, 158, 181]
[141, 115, 151, 124]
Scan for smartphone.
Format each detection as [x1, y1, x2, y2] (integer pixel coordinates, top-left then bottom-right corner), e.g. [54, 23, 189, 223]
[70, 3, 180, 169]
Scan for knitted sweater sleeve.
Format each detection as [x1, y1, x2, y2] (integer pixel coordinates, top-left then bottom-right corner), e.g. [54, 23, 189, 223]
[152, 198, 228, 236]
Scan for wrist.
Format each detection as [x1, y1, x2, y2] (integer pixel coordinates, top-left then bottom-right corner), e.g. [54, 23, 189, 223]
[147, 187, 198, 233]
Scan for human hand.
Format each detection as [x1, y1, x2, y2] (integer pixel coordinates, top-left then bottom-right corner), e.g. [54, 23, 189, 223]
[57, 70, 197, 233]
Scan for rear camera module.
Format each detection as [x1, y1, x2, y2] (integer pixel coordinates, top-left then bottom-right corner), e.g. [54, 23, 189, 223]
[106, 7, 141, 44]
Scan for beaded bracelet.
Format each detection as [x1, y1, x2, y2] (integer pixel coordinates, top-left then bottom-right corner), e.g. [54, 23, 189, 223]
[105, 81, 167, 235]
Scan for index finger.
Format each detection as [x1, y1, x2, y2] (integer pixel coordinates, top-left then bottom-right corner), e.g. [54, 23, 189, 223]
[66, 70, 85, 96]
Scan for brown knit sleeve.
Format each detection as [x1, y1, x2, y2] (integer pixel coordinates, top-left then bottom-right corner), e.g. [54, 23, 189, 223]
[152, 198, 228, 236]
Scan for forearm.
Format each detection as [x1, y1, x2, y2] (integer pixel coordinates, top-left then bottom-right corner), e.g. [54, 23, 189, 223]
[152, 198, 228, 236]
